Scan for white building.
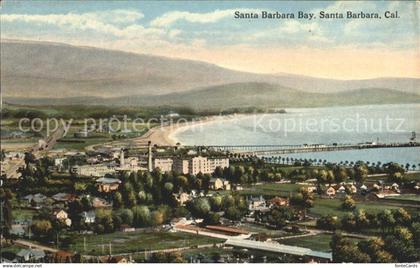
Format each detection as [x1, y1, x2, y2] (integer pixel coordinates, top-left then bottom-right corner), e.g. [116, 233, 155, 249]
[173, 156, 229, 175]
[153, 158, 174, 172]
[71, 164, 114, 177]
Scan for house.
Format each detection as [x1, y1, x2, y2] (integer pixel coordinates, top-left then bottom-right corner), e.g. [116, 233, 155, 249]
[232, 184, 243, 191]
[391, 183, 400, 193]
[306, 186, 317, 193]
[22, 193, 47, 206]
[120, 224, 135, 232]
[325, 186, 336, 198]
[173, 192, 191, 206]
[336, 185, 346, 195]
[100, 256, 129, 263]
[360, 184, 369, 194]
[16, 249, 45, 262]
[267, 196, 289, 208]
[248, 195, 267, 211]
[52, 209, 72, 226]
[349, 184, 357, 194]
[373, 190, 400, 199]
[10, 224, 26, 237]
[54, 157, 67, 169]
[52, 193, 77, 203]
[80, 210, 96, 224]
[96, 177, 121, 193]
[209, 178, 231, 191]
[92, 197, 111, 208]
[53, 251, 74, 263]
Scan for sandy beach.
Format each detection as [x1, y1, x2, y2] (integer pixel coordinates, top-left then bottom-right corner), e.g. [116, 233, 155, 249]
[133, 114, 252, 146]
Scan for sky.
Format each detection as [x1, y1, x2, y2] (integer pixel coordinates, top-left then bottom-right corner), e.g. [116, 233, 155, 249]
[1, 1, 419, 79]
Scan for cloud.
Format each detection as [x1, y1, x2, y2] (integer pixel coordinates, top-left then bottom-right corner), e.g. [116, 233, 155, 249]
[150, 9, 253, 27]
[1, 9, 147, 37]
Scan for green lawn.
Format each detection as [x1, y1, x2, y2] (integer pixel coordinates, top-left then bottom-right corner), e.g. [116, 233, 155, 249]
[12, 208, 37, 222]
[281, 233, 362, 252]
[309, 198, 415, 218]
[385, 194, 420, 202]
[240, 183, 302, 197]
[67, 230, 223, 256]
[240, 223, 293, 238]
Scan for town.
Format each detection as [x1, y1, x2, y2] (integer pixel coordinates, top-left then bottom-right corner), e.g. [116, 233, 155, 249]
[1, 124, 419, 263]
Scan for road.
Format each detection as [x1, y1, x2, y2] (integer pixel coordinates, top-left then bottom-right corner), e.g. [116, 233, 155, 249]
[3, 127, 65, 179]
[14, 239, 59, 253]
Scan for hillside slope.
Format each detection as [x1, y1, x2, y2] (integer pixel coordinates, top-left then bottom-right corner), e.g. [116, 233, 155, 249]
[6, 83, 420, 110]
[2, 40, 419, 99]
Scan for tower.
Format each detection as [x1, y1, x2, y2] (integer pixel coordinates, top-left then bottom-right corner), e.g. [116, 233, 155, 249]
[148, 141, 153, 172]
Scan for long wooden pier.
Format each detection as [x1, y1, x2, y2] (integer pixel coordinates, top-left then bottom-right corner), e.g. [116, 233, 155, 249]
[205, 142, 420, 155]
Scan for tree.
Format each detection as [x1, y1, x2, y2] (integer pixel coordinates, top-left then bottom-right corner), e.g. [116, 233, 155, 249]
[126, 191, 137, 208]
[204, 212, 221, 225]
[392, 208, 411, 226]
[224, 206, 242, 222]
[119, 209, 134, 226]
[210, 195, 223, 212]
[113, 192, 123, 209]
[132, 206, 151, 227]
[357, 238, 393, 263]
[384, 227, 418, 262]
[341, 213, 357, 232]
[188, 198, 211, 219]
[150, 211, 164, 226]
[164, 182, 174, 194]
[341, 195, 356, 211]
[316, 215, 340, 231]
[331, 232, 371, 263]
[354, 165, 368, 185]
[0, 189, 13, 241]
[31, 220, 53, 237]
[290, 188, 313, 218]
[377, 209, 396, 233]
[267, 206, 293, 229]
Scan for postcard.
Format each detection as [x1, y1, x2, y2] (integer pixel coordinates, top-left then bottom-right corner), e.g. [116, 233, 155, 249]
[0, 0, 419, 266]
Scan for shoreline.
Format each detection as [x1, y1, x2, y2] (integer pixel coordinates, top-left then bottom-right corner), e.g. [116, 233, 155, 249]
[133, 113, 255, 146]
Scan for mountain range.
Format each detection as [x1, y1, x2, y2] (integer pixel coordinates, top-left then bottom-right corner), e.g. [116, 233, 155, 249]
[1, 39, 419, 109]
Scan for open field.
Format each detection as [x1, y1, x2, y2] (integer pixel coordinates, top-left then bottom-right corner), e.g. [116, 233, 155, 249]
[309, 198, 417, 218]
[12, 208, 37, 222]
[240, 183, 302, 197]
[385, 194, 420, 202]
[67, 230, 223, 256]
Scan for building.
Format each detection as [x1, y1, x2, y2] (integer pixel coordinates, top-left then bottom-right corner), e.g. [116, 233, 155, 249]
[71, 164, 114, 177]
[248, 195, 267, 211]
[267, 197, 289, 208]
[153, 158, 174, 172]
[173, 156, 229, 175]
[173, 192, 191, 206]
[52, 193, 77, 203]
[96, 177, 121, 193]
[80, 210, 96, 224]
[92, 197, 112, 208]
[22, 193, 47, 206]
[52, 209, 72, 226]
[16, 249, 45, 262]
[209, 178, 231, 191]
[100, 256, 129, 263]
[325, 186, 336, 198]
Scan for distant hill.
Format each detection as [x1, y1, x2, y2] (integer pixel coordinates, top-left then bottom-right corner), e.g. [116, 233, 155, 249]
[2, 40, 419, 100]
[6, 83, 420, 110]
